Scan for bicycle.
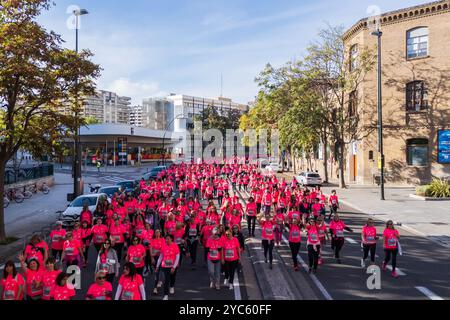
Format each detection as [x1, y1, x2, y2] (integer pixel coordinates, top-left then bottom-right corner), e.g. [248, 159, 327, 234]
[7, 188, 25, 203]
[23, 185, 34, 199]
[41, 182, 50, 195]
[4, 196, 10, 208]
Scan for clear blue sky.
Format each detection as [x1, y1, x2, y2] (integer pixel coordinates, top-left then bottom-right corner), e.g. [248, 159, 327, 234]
[38, 0, 428, 105]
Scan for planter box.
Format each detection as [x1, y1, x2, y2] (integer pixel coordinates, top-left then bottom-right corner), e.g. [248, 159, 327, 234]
[409, 194, 450, 201]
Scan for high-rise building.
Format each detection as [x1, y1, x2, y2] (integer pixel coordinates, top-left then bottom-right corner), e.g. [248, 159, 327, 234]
[129, 105, 143, 127]
[58, 90, 131, 125]
[141, 98, 174, 131]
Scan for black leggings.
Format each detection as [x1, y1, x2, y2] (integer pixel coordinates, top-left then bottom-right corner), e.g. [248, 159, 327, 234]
[307, 244, 320, 270]
[106, 273, 115, 284]
[153, 255, 161, 287]
[162, 267, 177, 295]
[384, 249, 398, 272]
[256, 203, 261, 214]
[247, 216, 256, 236]
[224, 260, 239, 284]
[331, 238, 345, 258]
[113, 243, 124, 262]
[262, 240, 274, 264]
[187, 240, 198, 264]
[289, 242, 301, 267]
[363, 244, 377, 262]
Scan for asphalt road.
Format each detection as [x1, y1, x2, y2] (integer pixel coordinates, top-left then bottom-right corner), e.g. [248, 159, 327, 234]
[235, 187, 450, 300]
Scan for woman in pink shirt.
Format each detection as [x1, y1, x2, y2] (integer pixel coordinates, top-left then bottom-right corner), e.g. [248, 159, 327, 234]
[18, 254, 44, 300]
[288, 218, 302, 271]
[49, 221, 66, 261]
[86, 271, 113, 300]
[257, 213, 275, 269]
[41, 257, 61, 301]
[222, 229, 241, 290]
[127, 236, 147, 276]
[329, 214, 353, 264]
[115, 263, 146, 300]
[305, 218, 321, 274]
[49, 272, 76, 300]
[156, 235, 180, 300]
[1, 260, 24, 300]
[382, 220, 401, 277]
[246, 197, 258, 237]
[361, 218, 379, 268]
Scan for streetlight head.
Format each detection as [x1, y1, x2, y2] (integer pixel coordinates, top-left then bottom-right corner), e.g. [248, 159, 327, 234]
[74, 9, 89, 16]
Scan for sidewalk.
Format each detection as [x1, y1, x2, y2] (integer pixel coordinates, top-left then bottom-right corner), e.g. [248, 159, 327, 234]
[282, 172, 450, 247]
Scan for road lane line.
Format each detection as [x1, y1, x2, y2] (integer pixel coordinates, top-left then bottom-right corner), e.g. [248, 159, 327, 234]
[345, 237, 357, 244]
[281, 235, 333, 300]
[415, 286, 444, 300]
[233, 275, 242, 300]
[386, 265, 406, 276]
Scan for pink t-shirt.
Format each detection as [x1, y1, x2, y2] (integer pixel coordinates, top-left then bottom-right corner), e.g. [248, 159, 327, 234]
[119, 275, 144, 300]
[50, 284, 76, 300]
[260, 220, 275, 241]
[1, 274, 24, 300]
[383, 228, 399, 249]
[222, 237, 240, 261]
[288, 225, 302, 243]
[362, 226, 378, 244]
[86, 282, 113, 300]
[42, 270, 61, 300]
[206, 237, 223, 261]
[24, 269, 44, 297]
[50, 229, 67, 250]
[128, 244, 146, 268]
[329, 220, 346, 238]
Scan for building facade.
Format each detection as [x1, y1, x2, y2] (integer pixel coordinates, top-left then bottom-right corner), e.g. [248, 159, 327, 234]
[341, 0, 450, 185]
[129, 105, 143, 127]
[141, 98, 174, 131]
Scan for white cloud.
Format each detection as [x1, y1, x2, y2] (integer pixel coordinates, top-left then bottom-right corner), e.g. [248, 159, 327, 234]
[106, 78, 167, 105]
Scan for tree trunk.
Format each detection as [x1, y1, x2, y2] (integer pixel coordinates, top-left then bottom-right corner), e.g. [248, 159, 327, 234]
[291, 147, 296, 174]
[339, 142, 346, 189]
[0, 160, 6, 241]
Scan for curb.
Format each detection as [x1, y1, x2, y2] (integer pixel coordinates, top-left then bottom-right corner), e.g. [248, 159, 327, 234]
[409, 194, 450, 201]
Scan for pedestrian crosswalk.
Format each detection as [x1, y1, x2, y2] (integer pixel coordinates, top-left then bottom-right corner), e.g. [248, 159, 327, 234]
[100, 176, 128, 183]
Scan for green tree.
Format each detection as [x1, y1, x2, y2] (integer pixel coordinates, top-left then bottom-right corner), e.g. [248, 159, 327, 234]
[0, 0, 101, 240]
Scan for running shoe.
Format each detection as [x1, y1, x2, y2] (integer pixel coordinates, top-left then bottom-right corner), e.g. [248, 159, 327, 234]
[224, 279, 229, 285]
[157, 281, 163, 288]
[153, 288, 158, 295]
[361, 259, 366, 268]
[264, 258, 268, 263]
[229, 283, 234, 290]
[210, 281, 214, 289]
[391, 271, 398, 278]
[215, 284, 221, 290]
[381, 261, 387, 271]
[170, 287, 175, 294]
[163, 295, 169, 300]
[318, 258, 323, 265]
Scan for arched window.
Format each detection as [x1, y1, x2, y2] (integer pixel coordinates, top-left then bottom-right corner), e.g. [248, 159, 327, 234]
[406, 81, 428, 111]
[407, 27, 428, 59]
[349, 44, 358, 72]
[407, 138, 428, 166]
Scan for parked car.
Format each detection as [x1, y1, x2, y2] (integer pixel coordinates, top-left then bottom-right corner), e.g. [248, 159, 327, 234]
[141, 166, 168, 180]
[98, 186, 122, 198]
[116, 180, 138, 194]
[60, 193, 109, 229]
[296, 172, 323, 186]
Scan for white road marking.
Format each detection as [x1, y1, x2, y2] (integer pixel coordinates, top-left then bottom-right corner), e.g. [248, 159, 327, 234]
[345, 237, 357, 244]
[233, 274, 242, 300]
[415, 286, 444, 300]
[102, 176, 126, 183]
[386, 265, 406, 276]
[281, 235, 333, 300]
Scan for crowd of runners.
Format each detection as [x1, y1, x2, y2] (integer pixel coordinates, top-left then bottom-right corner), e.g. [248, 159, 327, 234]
[0, 159, 402, 300]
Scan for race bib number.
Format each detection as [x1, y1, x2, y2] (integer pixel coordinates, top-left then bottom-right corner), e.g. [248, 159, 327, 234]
[248, 210, 255, 216]
[175, 238, 182, 245]
[122, 291, 134, 300]
[164, 259, 173, 268]
[225, 249, 235, 259]
[132, 256, 141, 264]
[332, 200, 337, 204]
[265, 228, 273, 236]
[107, 259, 116, 265]
[113, 235, 121, 242]
[189, 229, 197, 237]
[52, 235, 61, 242]
[279, 202, 285, 208]
[209, 250, 219, 259]
[152, 249, 160, 256]
[388, 238, 397, 246]
[65, 247, 74, 255]
[291, 231, 300, 239]
[336, 230, 344, 238]
[95, 235, 105, 243]
[95, 296, 107, 301]
[4, 290, 15, 300]
[366, 236, 375, 242]
[43, 287, 51, 297]
[309, 233, 318, 242]
[292, 214, 299, 220]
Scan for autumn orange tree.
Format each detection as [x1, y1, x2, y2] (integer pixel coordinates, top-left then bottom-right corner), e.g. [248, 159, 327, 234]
[0, 0, 101, 241]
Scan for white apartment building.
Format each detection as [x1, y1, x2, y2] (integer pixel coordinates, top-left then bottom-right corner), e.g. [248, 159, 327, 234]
[129, 105, 143, 127]
[141, 98, 174, 131]
[59, 90, 131, 124]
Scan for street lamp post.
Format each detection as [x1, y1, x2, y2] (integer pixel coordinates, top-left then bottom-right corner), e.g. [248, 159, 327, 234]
[73, 9, 89, 198]
[371, 27, 385, 201]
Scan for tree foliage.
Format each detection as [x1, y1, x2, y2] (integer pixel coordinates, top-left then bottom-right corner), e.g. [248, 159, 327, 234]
[0, 0, 101, 240]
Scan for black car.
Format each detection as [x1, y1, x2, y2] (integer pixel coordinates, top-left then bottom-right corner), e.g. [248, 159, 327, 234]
[141, 166, 168, 180]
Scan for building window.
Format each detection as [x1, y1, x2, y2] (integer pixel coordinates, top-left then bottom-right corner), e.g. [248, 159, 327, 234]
[406, 81, 428, 111]
[349, 44, 358, 71]
[406, 138, 428, 166]
[349, 90, 358, 117]
[406, 27, 428, 59]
